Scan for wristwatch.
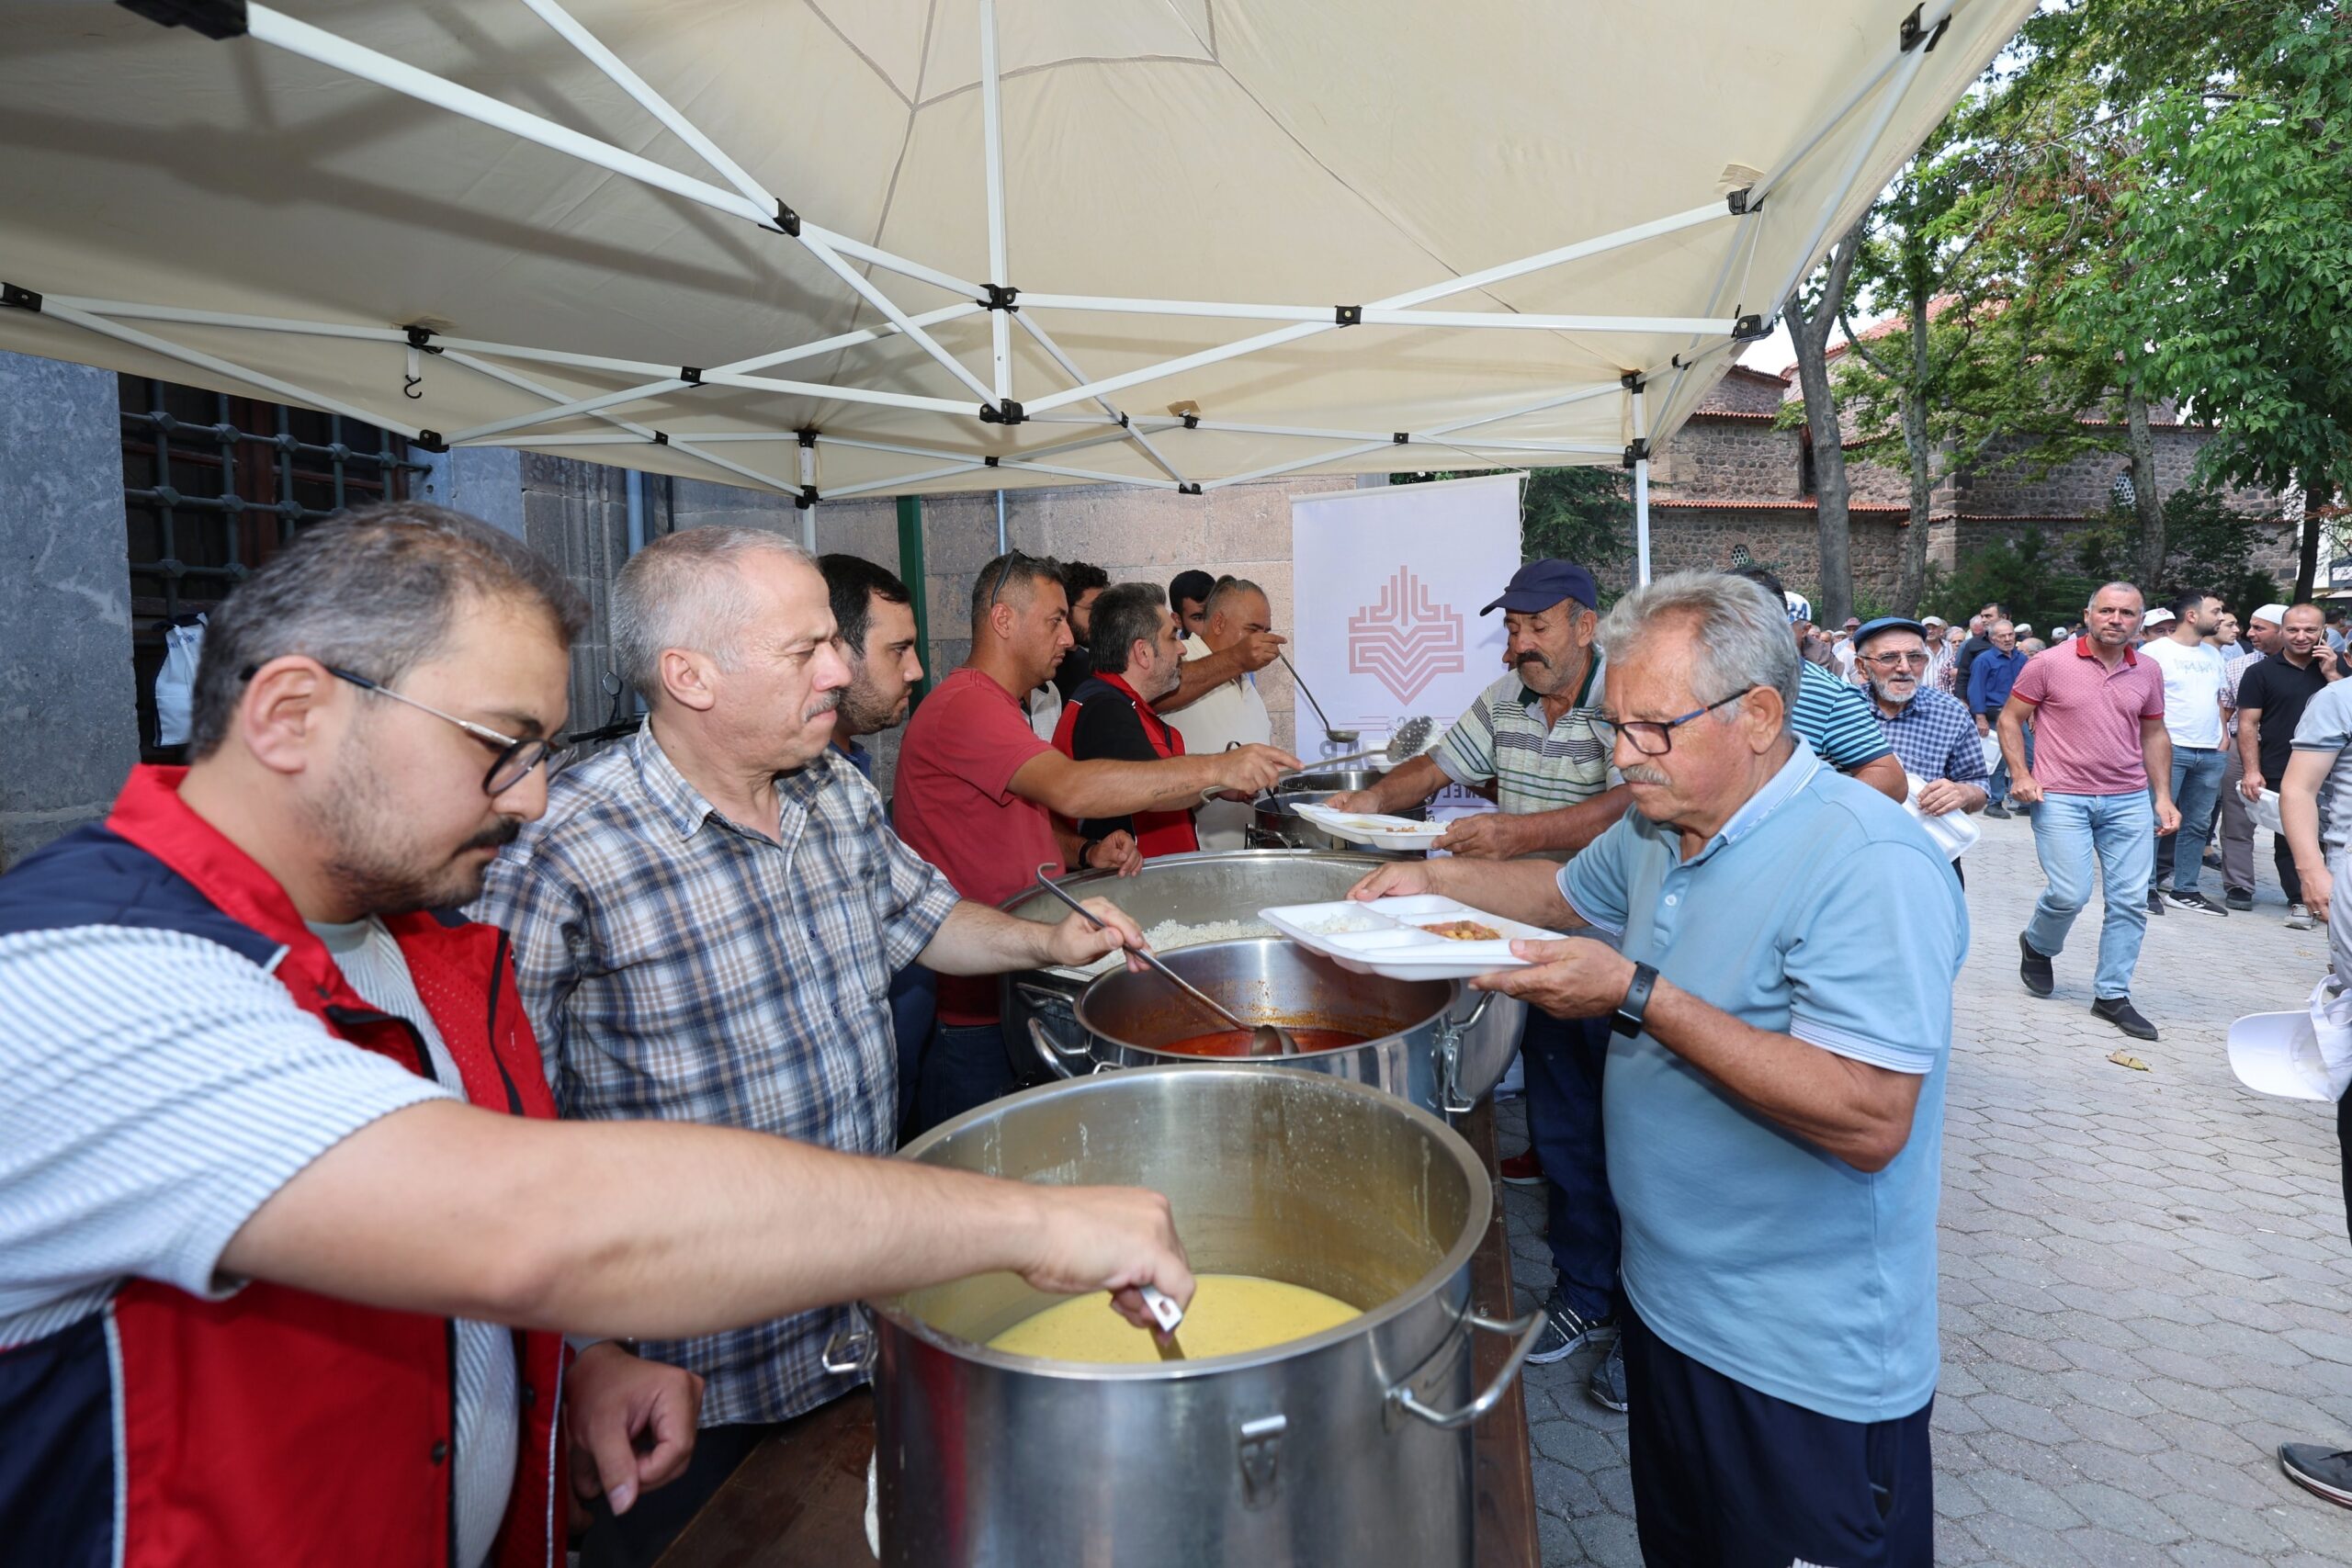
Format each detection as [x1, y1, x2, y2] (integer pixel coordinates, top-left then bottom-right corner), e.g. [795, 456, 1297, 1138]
[1611, 962, 1660, 1038]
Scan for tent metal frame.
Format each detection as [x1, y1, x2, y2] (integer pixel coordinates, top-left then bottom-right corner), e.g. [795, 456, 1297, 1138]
[10, 0, 1984, 579]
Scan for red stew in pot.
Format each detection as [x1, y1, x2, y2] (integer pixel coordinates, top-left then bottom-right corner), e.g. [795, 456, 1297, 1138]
[1155, 1028, 1368, 1057]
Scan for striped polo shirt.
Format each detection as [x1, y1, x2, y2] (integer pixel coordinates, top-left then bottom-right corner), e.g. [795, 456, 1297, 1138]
[2007, 637, 2166, 795]
[1792, 659, 1895, 773]
[1433, 659, 1613, 814]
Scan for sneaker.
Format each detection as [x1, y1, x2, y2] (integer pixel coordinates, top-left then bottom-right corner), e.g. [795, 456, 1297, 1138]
[2225, 887, 2255, 912]
[2091, 995, 2159, 1041]
[1589, 1339, 1628, 1413]
[1525, 1293, 1618, 1366]
[1983, 801, 2010, 820]
[2164, 888, 2228, 916]
[2288, 903, 2316, 931]
[2018, 933, 2055, 998]
[1498, 1149, 1545, 1187]
[2146, 887, 2166, 916]
[2280, 1442, 2352, 1508]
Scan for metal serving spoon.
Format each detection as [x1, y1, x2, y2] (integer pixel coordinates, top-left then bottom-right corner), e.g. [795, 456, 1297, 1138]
[1032, 866, 1297, 1057]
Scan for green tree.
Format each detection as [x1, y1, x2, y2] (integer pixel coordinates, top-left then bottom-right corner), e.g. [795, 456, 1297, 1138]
[1392, 467, 1632, 599]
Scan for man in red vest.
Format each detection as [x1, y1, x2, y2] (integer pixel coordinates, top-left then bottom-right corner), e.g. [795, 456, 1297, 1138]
[1053, 582, 1207, 863]
[0, 503, 1192, 1568]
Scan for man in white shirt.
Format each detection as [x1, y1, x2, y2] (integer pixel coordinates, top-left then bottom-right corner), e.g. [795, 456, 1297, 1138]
[2141, 590, 2232, 914]
[1167, 577, 1277, 849]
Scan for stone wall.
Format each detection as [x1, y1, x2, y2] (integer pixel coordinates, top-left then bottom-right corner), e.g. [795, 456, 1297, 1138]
[0, 351, 141, 866]
[1650, 420, 1804, 504]
[1602, 505, 1912, 608]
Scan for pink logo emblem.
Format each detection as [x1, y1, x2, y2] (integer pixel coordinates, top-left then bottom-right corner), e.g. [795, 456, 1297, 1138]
[1348, 568, 1465, 704]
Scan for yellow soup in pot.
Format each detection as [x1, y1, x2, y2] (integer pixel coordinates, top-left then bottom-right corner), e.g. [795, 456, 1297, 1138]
[988, 1274, 1360, 1363]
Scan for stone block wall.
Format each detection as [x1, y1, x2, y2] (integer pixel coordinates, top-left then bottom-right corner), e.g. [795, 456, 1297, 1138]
[1600, 506, 1912, 608]
[1650, 420, 1803, 504]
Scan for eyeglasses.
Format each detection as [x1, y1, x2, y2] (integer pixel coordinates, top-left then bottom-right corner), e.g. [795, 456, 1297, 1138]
[987, 548, 1030, 616]
[1606, 688, 1757, 756]
[243, 662, 569, 795]
[1860, 650, 1931, 670]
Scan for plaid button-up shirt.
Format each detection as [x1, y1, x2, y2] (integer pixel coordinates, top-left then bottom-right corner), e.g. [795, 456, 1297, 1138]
[1868, 683, 1989, 790]
[475, 723, 960, 1425]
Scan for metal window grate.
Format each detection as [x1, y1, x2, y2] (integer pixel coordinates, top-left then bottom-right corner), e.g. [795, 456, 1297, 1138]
[120, 376, 429, 760]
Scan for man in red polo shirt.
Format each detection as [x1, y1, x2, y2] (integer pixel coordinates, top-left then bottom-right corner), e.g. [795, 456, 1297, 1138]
[1999, 581, 2182, 1042]
[895, 552, 1300, 1127]
[1053, 582, 1204, 863]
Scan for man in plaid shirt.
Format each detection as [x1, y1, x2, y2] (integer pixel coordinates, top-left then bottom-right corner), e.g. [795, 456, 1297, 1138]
[1854, 617, 1989, 884]
[476, 528, 1147, 1565]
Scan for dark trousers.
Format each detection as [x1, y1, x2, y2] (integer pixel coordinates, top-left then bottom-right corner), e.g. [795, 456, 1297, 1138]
[1523, 1009, 1619, 1321]
[2276, 833, 2306, 906]
[888, 964, 939, 1142]
[913, 1021, 1015, 1135]
[2339, 1089, 2351, 1251]
[1623, 1309, 1934, 1568]
[580, 1418, 785, 1568]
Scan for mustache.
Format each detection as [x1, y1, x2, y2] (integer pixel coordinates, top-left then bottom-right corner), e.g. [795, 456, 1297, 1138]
[1620, 763, 1671, 787]
[1514, 652, 1549, 666]
[805, 689, 842, 721]
[461, 818, 524, 853]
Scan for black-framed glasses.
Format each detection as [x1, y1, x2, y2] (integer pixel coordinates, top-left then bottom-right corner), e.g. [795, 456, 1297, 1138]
[1608, 688, 1757, 756]
[987, 548, 1030, 615]
[243, 661, 569, 795]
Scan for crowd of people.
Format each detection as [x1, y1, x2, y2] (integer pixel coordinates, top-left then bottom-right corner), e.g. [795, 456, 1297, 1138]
[7, 496, 2352, 1566]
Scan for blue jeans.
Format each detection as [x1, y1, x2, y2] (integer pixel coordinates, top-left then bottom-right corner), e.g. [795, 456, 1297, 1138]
[2154, 747, 2225, 897]
[888, 964, 939, 1143]
[2024, 792, 2155, 1000]
[1522, 1009, 1620, 1322]
[1986, 722, 2034, 805]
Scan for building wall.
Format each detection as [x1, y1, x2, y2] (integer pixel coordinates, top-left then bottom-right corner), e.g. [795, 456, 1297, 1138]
[1606, 508, 1913, 608]
[1650, 420, 1803, 504]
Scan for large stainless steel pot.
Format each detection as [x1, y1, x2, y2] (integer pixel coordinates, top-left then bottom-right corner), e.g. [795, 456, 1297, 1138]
[997, 851, 1521, 1109]
[1250, 767, 1428, 852]
[1030, 937, 1518, 1118]
[834, 1067, 1542, 1567]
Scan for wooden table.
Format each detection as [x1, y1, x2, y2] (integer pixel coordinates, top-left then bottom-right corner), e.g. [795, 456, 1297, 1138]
[659, 1099, 1537, 1568]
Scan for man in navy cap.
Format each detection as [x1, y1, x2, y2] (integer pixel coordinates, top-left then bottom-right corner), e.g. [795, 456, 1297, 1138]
[1325, 558, 1637, 1403]
[1855, 615, 1989, 884]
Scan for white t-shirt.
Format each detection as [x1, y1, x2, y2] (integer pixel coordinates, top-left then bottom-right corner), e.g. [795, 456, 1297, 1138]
[2140, 635, 2227, 750]
[1167, 642, 1272, 850]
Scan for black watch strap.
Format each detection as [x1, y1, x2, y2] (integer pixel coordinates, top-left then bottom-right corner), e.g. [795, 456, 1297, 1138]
[1611, 962, 1660, 1038]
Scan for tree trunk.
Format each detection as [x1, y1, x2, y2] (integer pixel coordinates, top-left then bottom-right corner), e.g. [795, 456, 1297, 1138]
[1784, 221, 1867, 626]
[2298, 472, 2329, 603]
[1893, 286, 1936, 616]
[2126, 376, 2163, 586]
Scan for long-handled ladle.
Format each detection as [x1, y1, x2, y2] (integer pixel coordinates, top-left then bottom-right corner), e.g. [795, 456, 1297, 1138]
[1032, 866, 1297, 1056]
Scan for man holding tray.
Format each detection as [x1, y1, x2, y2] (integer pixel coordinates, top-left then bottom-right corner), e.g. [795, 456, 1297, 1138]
[1351, 570, 1963, 1567]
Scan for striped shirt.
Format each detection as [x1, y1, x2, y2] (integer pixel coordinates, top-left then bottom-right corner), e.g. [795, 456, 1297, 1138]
[474, 722, 960, 1426]
[0, 925, 450, 1348]
[311, 916, 515, 1568]
[1792, 660, 1895, 773]
[1433, 661, 1614, 814]
[1870, 685, 1989, 790]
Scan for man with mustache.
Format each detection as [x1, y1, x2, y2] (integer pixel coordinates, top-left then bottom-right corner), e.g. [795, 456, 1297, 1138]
[1350, 571, 1962, 1564]
[1855, 616, 1989, 883]
[476, 527, 1160, 1563]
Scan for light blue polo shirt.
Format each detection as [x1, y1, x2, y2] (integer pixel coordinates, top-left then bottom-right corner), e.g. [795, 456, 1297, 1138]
[1561, 739, 1966, 1424]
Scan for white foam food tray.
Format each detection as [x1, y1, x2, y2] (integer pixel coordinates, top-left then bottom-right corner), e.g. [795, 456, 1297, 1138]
[1288, 800, 1449, 852]
[1258, 894, 1564, 980]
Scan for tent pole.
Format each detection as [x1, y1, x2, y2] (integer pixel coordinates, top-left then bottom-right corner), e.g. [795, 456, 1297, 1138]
[1747, 0, 1973, 209]
[995, 490, 1009, 553]
[824, 463, 993, 500]
[1023, 200, 1732, 416]
[1760, 36, 1937, 316]
[798, 439, 819, 550]
[1019, 294, 1739, 336]
[794, 232, 998, 406]
[1629, 380, 1653, 586]
[1003, 461, 1183, 491]
[1011, 312, 1190, 485]
[980, 0, 1012, 406]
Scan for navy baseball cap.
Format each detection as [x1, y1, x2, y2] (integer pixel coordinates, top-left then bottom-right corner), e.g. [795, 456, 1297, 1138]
[1481, 559, 1599, 615]
[1853, 615, 1929, 649]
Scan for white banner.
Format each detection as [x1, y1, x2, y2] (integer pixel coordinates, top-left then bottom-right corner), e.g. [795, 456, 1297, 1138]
[1291, 475, 1521, 784]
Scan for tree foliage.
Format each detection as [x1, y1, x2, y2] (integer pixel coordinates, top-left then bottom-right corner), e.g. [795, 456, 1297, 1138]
[1391, 466, 1632, 601]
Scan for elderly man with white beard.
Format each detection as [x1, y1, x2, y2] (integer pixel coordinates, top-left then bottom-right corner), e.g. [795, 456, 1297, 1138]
[1854, 615, 1989, 886]
[1348, 571, 1964, 1567]
[476, 526, 1153, 1564]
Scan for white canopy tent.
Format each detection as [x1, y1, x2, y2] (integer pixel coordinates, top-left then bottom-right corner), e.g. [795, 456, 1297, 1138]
[0, 0, 2031, 575]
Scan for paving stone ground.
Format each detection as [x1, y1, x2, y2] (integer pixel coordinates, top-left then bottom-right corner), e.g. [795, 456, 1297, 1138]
[1497, 806, 2352, 1565]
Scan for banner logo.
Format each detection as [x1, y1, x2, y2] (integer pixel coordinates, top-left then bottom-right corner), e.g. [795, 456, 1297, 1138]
[1347, 567, 1465, 704]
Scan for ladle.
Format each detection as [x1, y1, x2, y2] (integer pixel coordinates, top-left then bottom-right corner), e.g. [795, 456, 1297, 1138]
[1031, 866, 1297, 1056]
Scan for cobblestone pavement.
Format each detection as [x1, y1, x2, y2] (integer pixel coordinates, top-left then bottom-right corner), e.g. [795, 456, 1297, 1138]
[1498, 806, 2352, 1565]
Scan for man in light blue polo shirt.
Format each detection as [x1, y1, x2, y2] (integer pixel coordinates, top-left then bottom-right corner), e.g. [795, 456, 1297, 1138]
[1352, 570, 1964, 1567]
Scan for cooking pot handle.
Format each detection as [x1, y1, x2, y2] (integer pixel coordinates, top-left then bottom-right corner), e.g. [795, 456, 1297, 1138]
[1447, 990, 1497, 1032]
[821, 1319, 876, 1377]
[1385, 1309, 1544, 1431]
[1435, 991, 1498, 1115]
[1027, 1016, 1096, 1079]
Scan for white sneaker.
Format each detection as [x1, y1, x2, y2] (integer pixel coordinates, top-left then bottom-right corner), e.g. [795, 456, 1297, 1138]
[2288, 903, 2315, 931]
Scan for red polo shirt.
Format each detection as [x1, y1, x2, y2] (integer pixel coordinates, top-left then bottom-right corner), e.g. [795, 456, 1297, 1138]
[2008, 637, 2166, 795]
[894, 667, 1062, 1023]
